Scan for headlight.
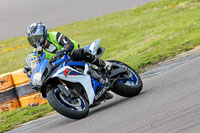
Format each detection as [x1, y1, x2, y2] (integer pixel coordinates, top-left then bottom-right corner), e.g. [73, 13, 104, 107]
[32, 72, 42, 86]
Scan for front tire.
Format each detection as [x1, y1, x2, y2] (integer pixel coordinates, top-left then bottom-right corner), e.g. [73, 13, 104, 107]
[109, 60, 143, 97]
[47, 87, 89, 119]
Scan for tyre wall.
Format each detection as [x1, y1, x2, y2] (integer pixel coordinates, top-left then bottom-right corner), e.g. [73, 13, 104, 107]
[12, 69, 48, 108]
[0, 73, 20, 112]
[0, 69, 48, 112]
[15, 83, 47, 107]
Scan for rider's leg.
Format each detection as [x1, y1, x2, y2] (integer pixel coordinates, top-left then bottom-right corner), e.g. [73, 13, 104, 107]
[71, 49, 112, 71]
[71, 48, 113, 100]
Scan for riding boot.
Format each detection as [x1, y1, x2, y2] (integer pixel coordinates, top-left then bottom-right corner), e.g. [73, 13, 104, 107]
[92, 56, 112, 71]
[102, 91, 113, 100]
[73, 49, 114, 100]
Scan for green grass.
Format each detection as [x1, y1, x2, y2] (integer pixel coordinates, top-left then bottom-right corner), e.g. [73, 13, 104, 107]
[1, 0, 200, 132]
[0, 103, 54, 133]
[1, 0, 200, 74]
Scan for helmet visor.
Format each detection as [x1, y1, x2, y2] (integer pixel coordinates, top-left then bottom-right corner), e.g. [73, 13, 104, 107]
[27, 35, 43, 48]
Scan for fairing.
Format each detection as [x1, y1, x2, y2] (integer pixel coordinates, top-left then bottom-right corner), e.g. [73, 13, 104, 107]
[52, 63, 95, 105]
[26, 39, 104, 105]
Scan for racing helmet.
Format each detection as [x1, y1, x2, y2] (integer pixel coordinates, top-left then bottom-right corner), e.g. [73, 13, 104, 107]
[26, 22, 48, 48]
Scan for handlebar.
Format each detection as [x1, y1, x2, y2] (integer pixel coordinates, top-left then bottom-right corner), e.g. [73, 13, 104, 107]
[49, 52, 70, 65]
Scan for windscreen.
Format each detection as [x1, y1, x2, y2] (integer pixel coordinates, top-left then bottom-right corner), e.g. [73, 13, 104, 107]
[25, 52, 38, 73]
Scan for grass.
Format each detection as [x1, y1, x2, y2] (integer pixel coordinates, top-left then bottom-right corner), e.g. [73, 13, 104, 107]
[1, 0, 200, 74]
[0, 103, 54, 133]
[1, 0, 200, 132]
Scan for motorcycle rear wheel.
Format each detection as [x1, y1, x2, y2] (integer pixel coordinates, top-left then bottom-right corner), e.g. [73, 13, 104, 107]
[109, 60, 143, 97]
[47, 87, 89, 119]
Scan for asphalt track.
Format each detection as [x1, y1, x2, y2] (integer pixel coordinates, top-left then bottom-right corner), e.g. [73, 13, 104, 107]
[4, 0, 200, 133]
[7, 49, 200, 133]
[0, 0, 158, 41]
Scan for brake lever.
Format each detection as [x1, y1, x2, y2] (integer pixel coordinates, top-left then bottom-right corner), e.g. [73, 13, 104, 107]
[23, 66, 31, 78]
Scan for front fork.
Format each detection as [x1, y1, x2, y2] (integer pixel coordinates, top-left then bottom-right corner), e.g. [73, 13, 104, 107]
[57, 79, 72, 97]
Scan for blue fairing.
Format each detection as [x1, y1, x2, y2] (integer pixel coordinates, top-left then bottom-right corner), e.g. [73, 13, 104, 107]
[35, 53, 48, 73]
[30, 50, 103, 96]
[30, 53, 48, 86]
[66, 61, 85, 66]
[53, 55, 70, 65]
[91, 78, 103, 93]
[53, 63, 64, 74]
[54, 61, 86, 75]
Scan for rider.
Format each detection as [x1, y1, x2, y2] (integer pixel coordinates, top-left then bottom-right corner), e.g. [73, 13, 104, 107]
[26, 22, 113, 100]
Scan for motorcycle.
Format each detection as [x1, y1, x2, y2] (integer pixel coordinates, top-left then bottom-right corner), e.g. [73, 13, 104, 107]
[24, 39, 143, 119]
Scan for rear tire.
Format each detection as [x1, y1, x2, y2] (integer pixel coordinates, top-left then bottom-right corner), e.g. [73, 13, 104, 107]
[47, 87, 89, 119]
[109, 60, 143, 97]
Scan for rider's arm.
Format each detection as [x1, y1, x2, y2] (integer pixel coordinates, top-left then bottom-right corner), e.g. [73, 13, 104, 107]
[56, 32, 74, 53]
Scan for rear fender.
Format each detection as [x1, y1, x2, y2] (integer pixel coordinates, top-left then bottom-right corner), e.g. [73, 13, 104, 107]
[89, 39, 100, 55]
[82, 39, 105, 58]
[109, 67, 127, 78]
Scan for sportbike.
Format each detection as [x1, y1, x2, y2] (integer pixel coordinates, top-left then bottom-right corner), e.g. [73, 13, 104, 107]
[24, 39, 143, 119]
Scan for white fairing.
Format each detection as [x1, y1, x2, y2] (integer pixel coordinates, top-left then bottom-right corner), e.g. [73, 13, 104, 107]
[52, 64, 95, 105]
[89, 39, 100, 55]
[51, 39, 102, 105]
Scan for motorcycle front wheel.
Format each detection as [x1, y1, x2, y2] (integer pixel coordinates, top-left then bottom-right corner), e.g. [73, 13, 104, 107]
[47, 87, 89, 119]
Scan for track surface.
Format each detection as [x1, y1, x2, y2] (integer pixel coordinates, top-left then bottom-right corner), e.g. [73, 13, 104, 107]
[7, 50, 200, 133]
[4, 0, 200, 133]
[0, 0, 158, 41]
